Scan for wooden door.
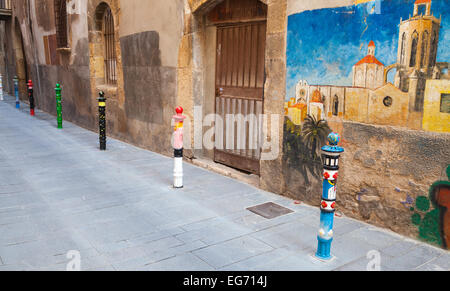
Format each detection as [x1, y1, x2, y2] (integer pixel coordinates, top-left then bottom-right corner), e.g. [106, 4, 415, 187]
[214, 21, 266, 175]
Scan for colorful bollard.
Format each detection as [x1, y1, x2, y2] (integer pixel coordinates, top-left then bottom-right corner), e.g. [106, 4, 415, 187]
[98, 91, 107, 151]
[14, 76, 19, 108]
[27, 80, 35, 116]
[0, 74, 3, 101]
[316, 132, 344, 261]
[55, 84, 63, 129]
[173, 106, 186, 188]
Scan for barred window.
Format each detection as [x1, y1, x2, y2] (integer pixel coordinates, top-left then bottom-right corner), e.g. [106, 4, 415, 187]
[55, 0, 68, 48]
[441, 93, 450, 114]
[429, 31, 437, 68]
[420, 31, 428, 68]
[103, 7, 117, 85]
[400, 33, 406, 65]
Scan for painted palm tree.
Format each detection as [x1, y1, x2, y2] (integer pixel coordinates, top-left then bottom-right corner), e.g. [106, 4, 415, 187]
[301, 114, 331, 158]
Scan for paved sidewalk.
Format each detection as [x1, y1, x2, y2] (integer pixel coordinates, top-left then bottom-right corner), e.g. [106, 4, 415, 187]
[0, 95, 448, 271]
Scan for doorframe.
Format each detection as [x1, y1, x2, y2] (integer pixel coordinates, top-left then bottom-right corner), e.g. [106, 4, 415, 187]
[212, 20, 267, 175]
[178, 0, 287, 193]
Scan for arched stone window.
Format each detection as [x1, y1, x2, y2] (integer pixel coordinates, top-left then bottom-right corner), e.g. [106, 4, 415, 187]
[410, 31, 418, 67]
[420, 31, 428, 68]
[54, 0, 68, 48]
[400, 33, 406, 65]
[332, 95, 339, 116]
[429, 31, 437, 68]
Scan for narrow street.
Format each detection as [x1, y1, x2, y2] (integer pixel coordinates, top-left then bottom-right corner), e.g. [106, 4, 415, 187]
[0, 94, 448, 271]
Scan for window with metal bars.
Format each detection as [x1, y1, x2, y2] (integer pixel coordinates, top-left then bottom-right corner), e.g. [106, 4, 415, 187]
[54, 0, 68, 48]
[103, 7, 117, 85]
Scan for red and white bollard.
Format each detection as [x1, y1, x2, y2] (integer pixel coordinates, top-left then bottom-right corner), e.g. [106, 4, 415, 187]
[27, 80, 35, 116]
[173, 106, 186, 188]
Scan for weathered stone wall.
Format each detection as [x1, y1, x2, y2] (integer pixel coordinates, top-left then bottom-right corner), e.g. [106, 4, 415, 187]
[283, 120, 450, 245]
[121, 32, 164, 124]
[3, 19, 15, 95]
[0, 22, 10, 93]
[118, 30, 178, 156]
[7, 0, 183, 157]
[260, 0, 287, 194]
[115, 0, 183, 156]
[339, 122, 450, 236]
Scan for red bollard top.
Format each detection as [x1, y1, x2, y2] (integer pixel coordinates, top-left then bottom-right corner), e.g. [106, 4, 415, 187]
[173, 106, 186, 122]
[27, 80, 33, 89]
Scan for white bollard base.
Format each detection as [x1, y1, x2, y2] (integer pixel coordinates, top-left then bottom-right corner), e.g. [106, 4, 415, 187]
[173, 156, 183, 188]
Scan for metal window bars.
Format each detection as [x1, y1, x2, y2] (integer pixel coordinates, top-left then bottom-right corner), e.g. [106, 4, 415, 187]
[103, 7, 117, 85]
[55, 0, 68, 48]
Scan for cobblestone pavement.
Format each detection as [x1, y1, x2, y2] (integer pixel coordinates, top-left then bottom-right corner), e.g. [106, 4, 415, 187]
[0, 95, 448, 271]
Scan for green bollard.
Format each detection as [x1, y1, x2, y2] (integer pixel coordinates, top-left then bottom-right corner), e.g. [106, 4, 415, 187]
[55, 83, 63, 129]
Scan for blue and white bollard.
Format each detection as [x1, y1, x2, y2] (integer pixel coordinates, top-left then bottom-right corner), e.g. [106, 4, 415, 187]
[316, 133, 344, 261]
[0, 74, 3, 101]
[14, 76, 19, 109]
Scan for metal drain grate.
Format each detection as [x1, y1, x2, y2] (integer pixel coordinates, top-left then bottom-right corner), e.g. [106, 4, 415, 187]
[247, 202, 294, 219]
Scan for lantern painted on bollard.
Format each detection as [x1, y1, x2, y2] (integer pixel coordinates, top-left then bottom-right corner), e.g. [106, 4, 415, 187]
[98, 91, 107, 151]
[27, 80, 35, 116]
[316, 132, 344, 261]
[14, 76, 20, 109]
[0, 74, 4, 101]
[55, 84, 63, 129]
[173, 106, 186, 188]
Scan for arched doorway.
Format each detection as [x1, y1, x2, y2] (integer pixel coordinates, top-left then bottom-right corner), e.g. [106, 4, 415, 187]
[209, 0, 268, 175]
[181, 0, 284, 192]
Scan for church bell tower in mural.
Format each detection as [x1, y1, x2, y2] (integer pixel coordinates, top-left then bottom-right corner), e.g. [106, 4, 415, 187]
[395, 0, 442, 111]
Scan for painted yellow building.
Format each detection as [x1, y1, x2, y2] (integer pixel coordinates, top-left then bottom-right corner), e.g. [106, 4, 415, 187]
[286, 99, 307, 126]
[422, 80, 450, 133]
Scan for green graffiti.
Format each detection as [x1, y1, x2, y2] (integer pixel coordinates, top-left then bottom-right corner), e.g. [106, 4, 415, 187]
[415, 196, 431, 212]
[418, 209, 442, 247]
[410, 165, 450, 249]
[411, 197, 442, 247]
[411, 213, 421, 226]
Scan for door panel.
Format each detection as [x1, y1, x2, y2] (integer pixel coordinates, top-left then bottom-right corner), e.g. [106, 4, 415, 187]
[214, 21, 266, 175]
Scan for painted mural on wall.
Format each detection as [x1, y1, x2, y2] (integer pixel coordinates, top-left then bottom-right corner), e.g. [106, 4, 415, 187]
[410, 165, 450, 249]
[285, 0, 450, 133]
[283, 0, 450, 246]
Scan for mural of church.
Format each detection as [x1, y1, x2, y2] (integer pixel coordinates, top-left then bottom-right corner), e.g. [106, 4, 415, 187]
[285, 0, 450, 133]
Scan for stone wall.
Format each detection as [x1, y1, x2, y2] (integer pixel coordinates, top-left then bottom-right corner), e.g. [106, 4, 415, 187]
[6, 0, 182, 157]
[283, 119, 450, 247]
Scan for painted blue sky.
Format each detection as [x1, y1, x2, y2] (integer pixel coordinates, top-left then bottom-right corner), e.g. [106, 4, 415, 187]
[286, 0, 450, 99]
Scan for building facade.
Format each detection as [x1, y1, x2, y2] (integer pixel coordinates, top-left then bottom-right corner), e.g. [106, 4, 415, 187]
[1, 0, 449, 249]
